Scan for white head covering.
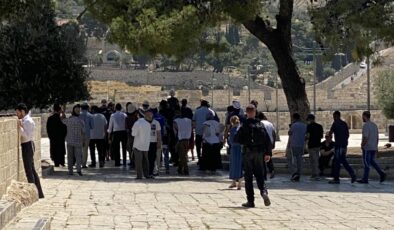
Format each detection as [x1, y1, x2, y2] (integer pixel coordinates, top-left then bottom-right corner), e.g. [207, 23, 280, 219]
[127, 103, 137, 114]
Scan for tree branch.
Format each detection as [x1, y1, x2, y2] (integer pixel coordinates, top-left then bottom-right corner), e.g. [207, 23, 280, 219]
[276, 0, 294, 40]
[243, 15, 274, 45]
[76, 1, 98, 23]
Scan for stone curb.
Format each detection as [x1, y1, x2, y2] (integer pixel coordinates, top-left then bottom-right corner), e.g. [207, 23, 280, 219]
[0, 201, 19, 230]
[4, 218, 51, 230]
[41, 166, 54, 178]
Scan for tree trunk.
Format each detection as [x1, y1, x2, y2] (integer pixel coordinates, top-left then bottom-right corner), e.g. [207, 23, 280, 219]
[243, 2, 311, 121]
[266, 33, 310, 120]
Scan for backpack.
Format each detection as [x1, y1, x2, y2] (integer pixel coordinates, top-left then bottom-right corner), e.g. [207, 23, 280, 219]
[235, 120, 270, 147]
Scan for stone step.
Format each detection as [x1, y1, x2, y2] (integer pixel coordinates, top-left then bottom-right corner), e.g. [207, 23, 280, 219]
[222, 153, 394, 165]
[222, 158, 394, 180]
[0, 201, 19, 230]
[4, 218, 50, 230]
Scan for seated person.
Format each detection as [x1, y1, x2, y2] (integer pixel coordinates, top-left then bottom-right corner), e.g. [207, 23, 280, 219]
[319, 132, 335, 176]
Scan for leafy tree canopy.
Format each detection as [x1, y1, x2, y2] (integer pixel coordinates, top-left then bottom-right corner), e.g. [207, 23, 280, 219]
[376, 70, 394, 119]
[311, 0, 394, 58]
[0, 0, 89, 109]
[83, 0, 262, 58]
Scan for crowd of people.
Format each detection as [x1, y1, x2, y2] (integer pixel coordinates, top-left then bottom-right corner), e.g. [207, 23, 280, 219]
[13, 90, 387, 207]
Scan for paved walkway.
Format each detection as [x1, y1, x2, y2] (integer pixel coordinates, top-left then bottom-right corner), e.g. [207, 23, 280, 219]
[9, 161, 394, 230]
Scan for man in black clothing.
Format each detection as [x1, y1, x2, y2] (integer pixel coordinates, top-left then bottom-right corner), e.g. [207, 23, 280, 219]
[167, 90, 180, 111]
[306, 114, 324, 180]
[180, 99, 193, 120]
[319, 132, 335, 176]
[235, 104, 272, 208]
[47, 103, 67, 167]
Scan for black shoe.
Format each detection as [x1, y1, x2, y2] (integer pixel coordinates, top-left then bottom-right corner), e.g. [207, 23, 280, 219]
[135, 177, 142, 180]
[262, 193, 271, 207]
[380, 173, 387, 183]
[88, 164, 96, 168]
[114, 163, 121, 167]
[351, 176, 357, 183]
[68, 172, 73, 176]
[82, 165, 88, 169]
[269, 171, 275, 179]
[55, 164, 60, 167]
[328, 180, 340, 184]
[357, 179, 369, 184]
[319, 172, 324, 177]
[242, 202, 255, 208]
[165, 170, 170, 175]
[77, 172, 83, 176]
[99, 163, 104, 168]
[153, 173, 159, 177]
[291, 174, 300, 182]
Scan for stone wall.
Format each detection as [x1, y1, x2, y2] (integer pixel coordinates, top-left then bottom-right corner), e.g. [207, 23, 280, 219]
[0, 117, 41, 198]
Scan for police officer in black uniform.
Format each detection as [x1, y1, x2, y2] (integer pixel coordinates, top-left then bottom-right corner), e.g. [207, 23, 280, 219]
[235, 104, 272, 208]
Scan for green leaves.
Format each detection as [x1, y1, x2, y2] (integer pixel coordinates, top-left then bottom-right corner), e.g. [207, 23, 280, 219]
[0, 0, 89, 109]
[311, 0, 394, 59]
[377, 70, 394, 119]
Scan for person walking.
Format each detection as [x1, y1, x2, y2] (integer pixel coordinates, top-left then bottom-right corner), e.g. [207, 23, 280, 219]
[201, 111, 224, 172]
[126, 102, 138, 168]
[228, 116, 243, 190]
[306, 114, 324, 180]
[357, 111, 387, 183]
[62, 104, 85, 176]
[328, 111, 357, 184]
[181, 99, 195, 161]
[102, 102, 114, 161]
[288, 113, 307, 182]
[16, 103, 44, 198]
[173, 110, 192, 175]
[319, 132, 335, 176]
[79, 103, 94, 168]
[89, 106, 107, 168]
[145, 108, 162, 179]
[108, 103, 127, 166]
[234, 104, 272, 208]
[193, 100, 212, 165]
[132, 109, 152, 179]
[257, 112, 276, 179]
[159, 100, 172, 174]
[46, 103, 67, 167]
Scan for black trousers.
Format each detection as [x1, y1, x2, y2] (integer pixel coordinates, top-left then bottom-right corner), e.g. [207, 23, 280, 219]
[49, 138, 66, 166]
[112, 131, 127, 165]
[148, 143, 157, 176]
[89, 139, 106, 165]
[169, 130, 178, 164]
[243, 150, 268, 203]
[319, 153, 334, 174]
[21, 141, 44, 198]
[195, 135, 203, 160]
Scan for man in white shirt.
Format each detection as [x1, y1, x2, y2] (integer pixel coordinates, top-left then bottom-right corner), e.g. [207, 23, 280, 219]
[174, 110, 192, 175]
[358, 111, 386, 183]
[108, 103, 127, 166]
[15, 103, 44, 198]
[145, 109, 162, 178]
[132, 109, 152, 179]
[89, 106, 108, 168]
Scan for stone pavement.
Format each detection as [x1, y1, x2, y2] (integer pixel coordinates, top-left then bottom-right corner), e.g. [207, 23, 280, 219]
[7, 161, 394, 230]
